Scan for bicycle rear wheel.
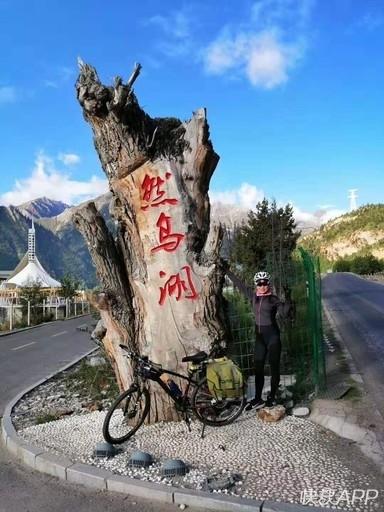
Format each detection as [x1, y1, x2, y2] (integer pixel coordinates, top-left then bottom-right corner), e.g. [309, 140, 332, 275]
[191, 377, 246, 426]
[103, 386, 150, 444]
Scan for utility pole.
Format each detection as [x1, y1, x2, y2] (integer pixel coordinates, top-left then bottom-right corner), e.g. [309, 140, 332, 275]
[348, 189, 358, 211]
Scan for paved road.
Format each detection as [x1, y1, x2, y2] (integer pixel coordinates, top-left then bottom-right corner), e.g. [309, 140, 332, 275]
[0, 318, 206, 512]
[322, 272, 384, 420]
[0, 316, 95, 414]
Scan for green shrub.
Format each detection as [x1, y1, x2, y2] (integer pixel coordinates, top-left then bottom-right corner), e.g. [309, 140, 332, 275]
[350, 254, 383, 274]
[333, 254, 383, 274]
[333, 258, 351, 272]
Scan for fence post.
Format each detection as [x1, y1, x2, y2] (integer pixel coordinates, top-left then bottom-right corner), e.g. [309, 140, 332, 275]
[74, 301, 77, 317]
[316, 257, 327, 389]
[9, 303, 13, 331]
[27, 301, 31, 326]
[65, 298, 68, 318]
[56, 302, 58, 320]
[43, 299, 46, 319]
[81, 301, 84, 314]
[299, 247, 326, 393]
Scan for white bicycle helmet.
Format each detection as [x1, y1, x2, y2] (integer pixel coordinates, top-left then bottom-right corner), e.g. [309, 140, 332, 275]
[253, 271, 271, 285]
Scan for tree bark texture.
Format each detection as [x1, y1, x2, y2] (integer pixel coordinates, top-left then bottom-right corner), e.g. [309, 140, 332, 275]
[73, 61, 229, 422]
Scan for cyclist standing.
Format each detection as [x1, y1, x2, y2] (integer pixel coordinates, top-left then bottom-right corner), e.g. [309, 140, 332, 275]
[226, 268, 292, 410]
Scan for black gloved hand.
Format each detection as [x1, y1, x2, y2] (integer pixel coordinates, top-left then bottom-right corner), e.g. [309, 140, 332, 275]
[282, 285, 292, 301]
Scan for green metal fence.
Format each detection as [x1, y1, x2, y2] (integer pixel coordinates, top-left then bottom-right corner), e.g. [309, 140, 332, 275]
[226, 247, 326, 400]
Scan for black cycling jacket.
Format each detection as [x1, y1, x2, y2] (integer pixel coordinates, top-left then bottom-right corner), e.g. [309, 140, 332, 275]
[227, 270, 292, 332]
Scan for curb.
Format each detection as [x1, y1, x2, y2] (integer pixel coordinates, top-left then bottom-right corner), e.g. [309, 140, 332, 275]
[2, 357, 332, 512]
[310, 303, 384, 472]
[321, 301, 360, 377]
[0, 314, 91, 338]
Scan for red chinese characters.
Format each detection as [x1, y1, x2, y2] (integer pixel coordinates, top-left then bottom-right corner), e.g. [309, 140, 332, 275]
[141, 172, 178, 210]
[140, 170, 198, 305]
[151, 213, 184, 253]
[158, 266, 198, 306]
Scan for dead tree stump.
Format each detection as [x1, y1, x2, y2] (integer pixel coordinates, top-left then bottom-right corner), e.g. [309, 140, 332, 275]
[73, 61, 229, 422]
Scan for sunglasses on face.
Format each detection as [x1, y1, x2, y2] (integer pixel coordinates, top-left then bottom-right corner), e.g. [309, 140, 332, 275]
[256, 281, 269, 287]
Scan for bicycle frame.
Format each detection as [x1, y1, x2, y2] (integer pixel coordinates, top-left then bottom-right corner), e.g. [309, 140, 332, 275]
[144, 366, 202, 411]
[111, 346, 245, 441]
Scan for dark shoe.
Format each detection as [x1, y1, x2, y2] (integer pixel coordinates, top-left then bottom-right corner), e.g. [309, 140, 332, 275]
[265, 396, 277, 408]
[245, 398, 265, 411]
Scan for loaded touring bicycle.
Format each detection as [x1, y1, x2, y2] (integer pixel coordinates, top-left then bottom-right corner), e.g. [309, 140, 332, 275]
[103, 345, 246, 443]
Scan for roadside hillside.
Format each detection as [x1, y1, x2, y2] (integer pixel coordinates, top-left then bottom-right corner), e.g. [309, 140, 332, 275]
[300, 204, 384, 262]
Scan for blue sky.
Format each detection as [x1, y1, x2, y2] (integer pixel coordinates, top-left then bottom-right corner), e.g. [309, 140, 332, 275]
[0, 0, 383, 224]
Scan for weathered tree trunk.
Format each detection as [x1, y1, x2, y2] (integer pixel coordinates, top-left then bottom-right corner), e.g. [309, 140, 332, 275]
[73, 61, 229, 422]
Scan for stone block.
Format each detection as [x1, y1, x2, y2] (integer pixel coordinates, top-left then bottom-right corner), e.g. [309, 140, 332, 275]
[5, 431, 27, 459]
[174, 488, 262, 511]
[107, 475, 174, 503]
[263, 500, 333, 511]
[1, 415, 14, 444]
[66, 463, 110, 489]
[35, 452, 74, 479]
[341, 422, 364, 442]
[18, 443, 45, 468]
[325, 416, 344, 434]
[5, 432, 43, 468]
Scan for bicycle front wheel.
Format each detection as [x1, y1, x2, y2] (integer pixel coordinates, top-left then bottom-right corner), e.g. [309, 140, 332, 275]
[103, 386, 150, 444]
[191, 377, 246, 426]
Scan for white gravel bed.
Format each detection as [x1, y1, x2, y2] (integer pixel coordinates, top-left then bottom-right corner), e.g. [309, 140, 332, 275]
[19, 410, 382, 511]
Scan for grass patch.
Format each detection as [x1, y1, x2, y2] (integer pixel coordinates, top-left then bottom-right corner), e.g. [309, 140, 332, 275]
[343, 385, 362, 402]
[64, 357, 119, 403]
[35, 411, 61, 424]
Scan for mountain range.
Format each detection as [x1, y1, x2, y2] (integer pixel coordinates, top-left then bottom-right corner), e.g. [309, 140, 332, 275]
[300, 204, 384, 264]
[1, 195, 382, 287]
[17, 197, 70, 219]
[0, 201, 97, 286]
[1, 194, 252, 288]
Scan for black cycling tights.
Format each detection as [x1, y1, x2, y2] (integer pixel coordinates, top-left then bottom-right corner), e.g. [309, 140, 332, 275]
[254, 326, 282, 400]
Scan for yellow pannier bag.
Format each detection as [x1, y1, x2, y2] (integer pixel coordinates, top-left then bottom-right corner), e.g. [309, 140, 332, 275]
[206, 357, 244, 400]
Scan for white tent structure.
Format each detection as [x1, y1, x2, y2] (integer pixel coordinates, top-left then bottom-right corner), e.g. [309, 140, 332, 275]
[5, 220, 61, 289]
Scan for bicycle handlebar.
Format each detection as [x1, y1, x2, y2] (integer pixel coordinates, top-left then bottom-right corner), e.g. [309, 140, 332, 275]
[119, 343, 225, 368]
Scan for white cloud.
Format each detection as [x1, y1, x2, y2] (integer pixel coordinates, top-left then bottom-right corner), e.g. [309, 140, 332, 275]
[246, 30, 301, 88]
[211, 182, 265, 210]
[0, 86, 17, 104]
[317, 208, 345, 224]
[202, 0, 312, 88]
[204, 30, 303, 89]
[291, 204, 315, 223]
[44, 66, 74, 88]
[148, 12, 191, 40]
[358, 12, 384, 32]
[291, 203, 345, 228]
[317, 204, 334, 210]
[211, 182, 345, 230]
[44, 80, 59, 89]
[251, 0, 314, 29]
[146, 9, 195, 58]
[58, 153, 81, 166]
[0, 153, 108, 206]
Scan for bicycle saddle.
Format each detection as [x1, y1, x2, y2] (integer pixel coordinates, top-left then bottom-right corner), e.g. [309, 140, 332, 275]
[182, 351, 208, 363]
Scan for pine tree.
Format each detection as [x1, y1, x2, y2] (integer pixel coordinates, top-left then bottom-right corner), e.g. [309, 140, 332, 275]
[230, 199, 300, 290]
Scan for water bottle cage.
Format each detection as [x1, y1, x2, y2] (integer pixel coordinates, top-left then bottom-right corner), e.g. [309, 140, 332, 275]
[138, 361, 162, 380]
